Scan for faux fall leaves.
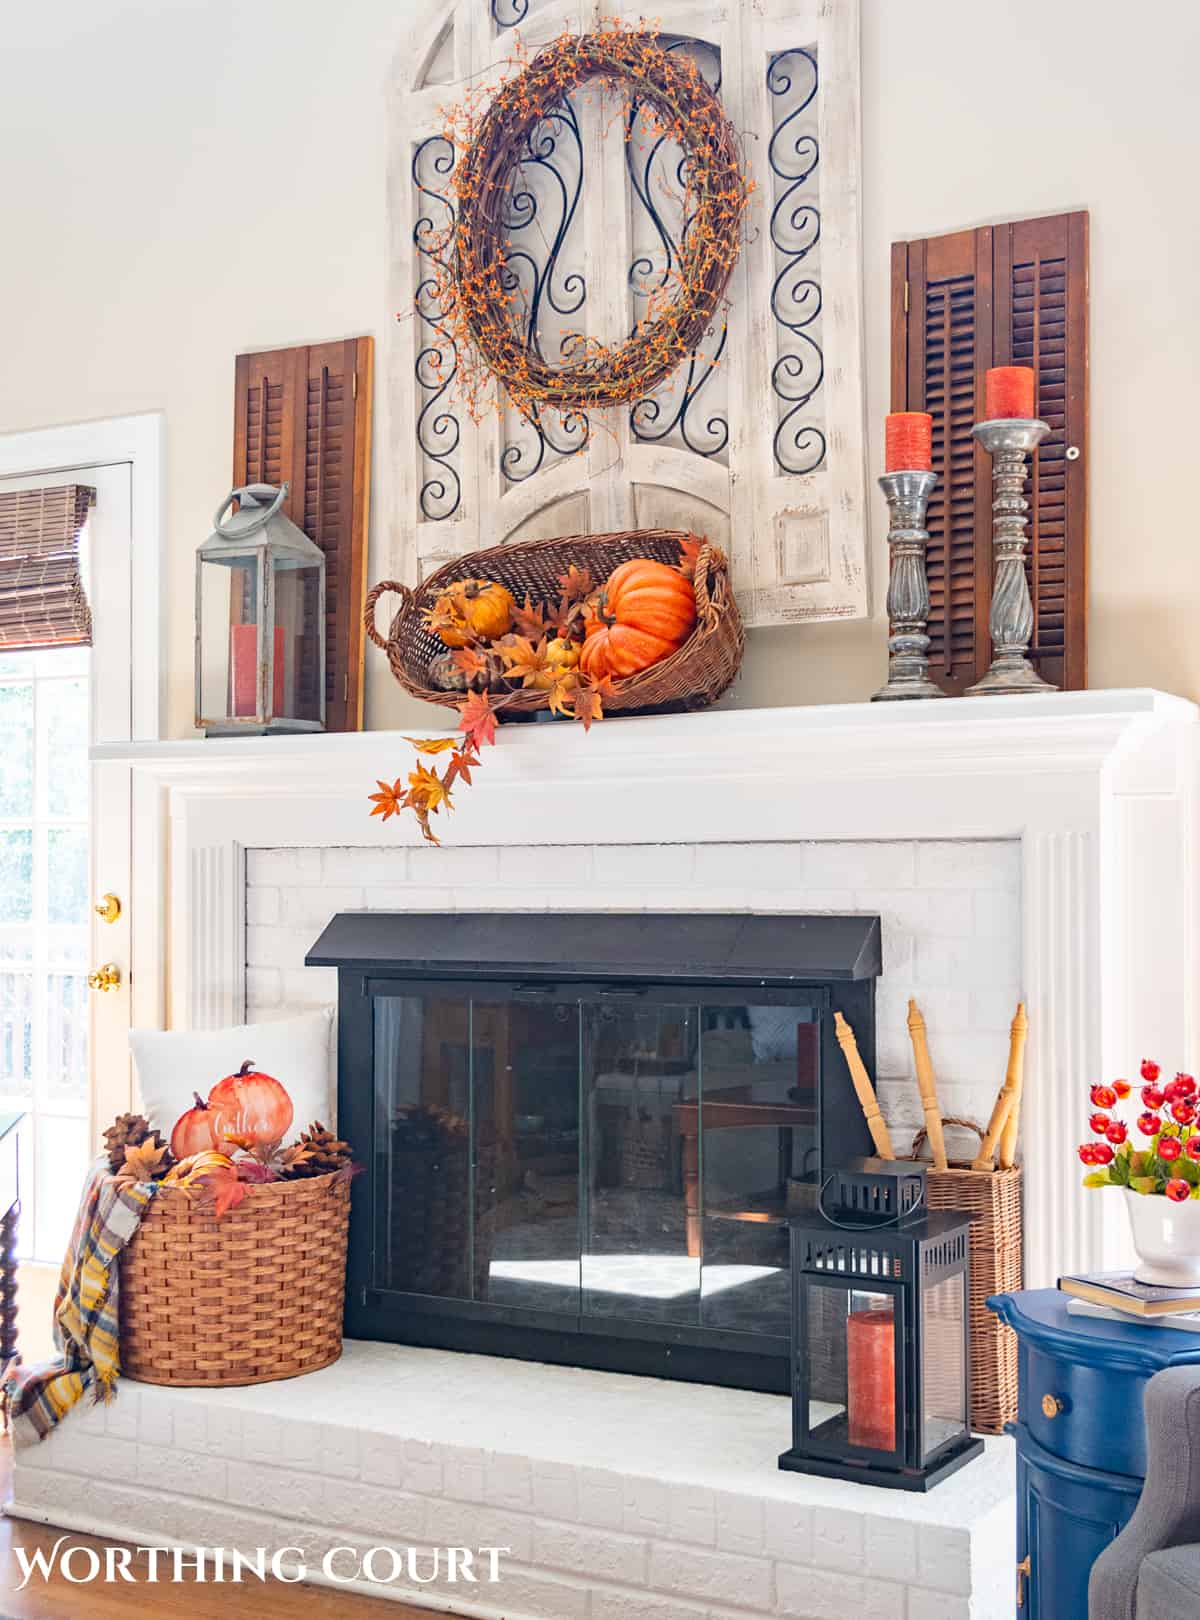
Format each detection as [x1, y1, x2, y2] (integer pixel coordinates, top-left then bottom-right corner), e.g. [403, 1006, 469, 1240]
[371, 544, 700, 844]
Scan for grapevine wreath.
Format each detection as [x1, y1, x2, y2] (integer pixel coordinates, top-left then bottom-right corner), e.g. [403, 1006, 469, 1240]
[434, 21, 752, 417]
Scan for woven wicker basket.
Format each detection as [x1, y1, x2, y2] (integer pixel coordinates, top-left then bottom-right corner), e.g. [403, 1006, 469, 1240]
[118, 1171, 350, 1388]
[911, 1117, 1023, 1436]
[364, 528, 744, 717]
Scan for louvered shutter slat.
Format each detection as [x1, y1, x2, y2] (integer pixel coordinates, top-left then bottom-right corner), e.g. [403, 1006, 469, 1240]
[892, 212, 1088, 693]
[233, 338, 373, 731]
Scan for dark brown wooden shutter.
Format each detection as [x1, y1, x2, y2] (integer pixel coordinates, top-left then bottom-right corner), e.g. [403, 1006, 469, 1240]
[234, 338, 373, 731]
[891, 212, 1088, 693]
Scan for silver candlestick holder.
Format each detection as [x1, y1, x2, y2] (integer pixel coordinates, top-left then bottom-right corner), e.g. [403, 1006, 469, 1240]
[872, 469, 944, 702]
[965, 418, 1057, 696]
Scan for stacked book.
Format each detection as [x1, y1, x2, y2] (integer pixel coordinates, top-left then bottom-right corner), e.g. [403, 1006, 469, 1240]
[1059, 1272, 1200, 1331]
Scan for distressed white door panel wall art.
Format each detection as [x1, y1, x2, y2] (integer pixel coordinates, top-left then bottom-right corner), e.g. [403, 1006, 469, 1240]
[388, 0, 867, 626]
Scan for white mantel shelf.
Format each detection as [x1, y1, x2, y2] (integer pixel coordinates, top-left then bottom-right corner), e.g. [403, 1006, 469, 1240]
[101, 687, 1198, 1288]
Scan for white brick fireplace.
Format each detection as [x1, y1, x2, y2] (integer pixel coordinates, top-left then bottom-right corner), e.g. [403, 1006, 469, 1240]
[22, 687, 1189, 1618]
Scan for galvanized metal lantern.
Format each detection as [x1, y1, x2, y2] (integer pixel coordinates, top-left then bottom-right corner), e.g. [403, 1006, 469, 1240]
[779, 1160, 983, 1491]
[195, 483, 326, 736]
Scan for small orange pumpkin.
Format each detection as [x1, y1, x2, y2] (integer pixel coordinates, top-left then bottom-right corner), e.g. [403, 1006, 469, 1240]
[170, 1091, 218, 1160]
[433, 579, 515, 645]
[580, 558, 696, 680]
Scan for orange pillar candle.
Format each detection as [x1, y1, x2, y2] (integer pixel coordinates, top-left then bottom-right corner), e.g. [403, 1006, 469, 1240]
[884, 412, 933, 472]
[230, 624, 285, 718]
[847, 1305, 896, 1450]
[984, 366, 1035, 421]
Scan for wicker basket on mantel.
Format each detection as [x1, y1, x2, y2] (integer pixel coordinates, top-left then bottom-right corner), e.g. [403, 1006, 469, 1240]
[364, 528, 744, 717]
[911, 1117, 1023, 1436]
[118, 1171, 350, 1387]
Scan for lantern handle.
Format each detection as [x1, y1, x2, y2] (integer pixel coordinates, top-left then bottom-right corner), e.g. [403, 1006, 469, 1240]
[212, 482, 290, 538]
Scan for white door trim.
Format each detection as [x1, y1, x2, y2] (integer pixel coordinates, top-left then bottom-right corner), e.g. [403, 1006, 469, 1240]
[0, 412, 163, 742]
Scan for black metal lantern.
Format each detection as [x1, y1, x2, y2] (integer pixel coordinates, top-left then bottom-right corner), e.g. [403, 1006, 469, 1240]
[779, 1161, 983, 1491]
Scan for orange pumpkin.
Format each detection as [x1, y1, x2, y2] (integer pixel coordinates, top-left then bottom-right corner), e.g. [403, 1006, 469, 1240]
[208, 1060, 294, 1149]
[436, 579, 515, 644]
[170, 1091, 218, 1160]
[580, 558, 696, 680]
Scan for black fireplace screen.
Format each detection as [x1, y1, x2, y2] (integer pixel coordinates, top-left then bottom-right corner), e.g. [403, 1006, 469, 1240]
[310, 913, 881, 1392]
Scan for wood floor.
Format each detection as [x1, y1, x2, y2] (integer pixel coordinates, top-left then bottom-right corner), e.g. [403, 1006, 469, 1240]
[1, 1267, 448, 1617]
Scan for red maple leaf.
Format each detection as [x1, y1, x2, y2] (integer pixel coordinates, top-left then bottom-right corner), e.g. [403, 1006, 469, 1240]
[368, 779, 405, 821]
[458, 690, 499, 751]
[677, 535, 704, 579]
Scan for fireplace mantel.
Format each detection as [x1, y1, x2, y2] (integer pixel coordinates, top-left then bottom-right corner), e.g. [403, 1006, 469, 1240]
[96, 688, 1198, 1287]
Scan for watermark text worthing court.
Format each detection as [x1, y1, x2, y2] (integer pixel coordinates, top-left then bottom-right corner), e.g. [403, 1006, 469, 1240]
[12, 1539, 511, 1590]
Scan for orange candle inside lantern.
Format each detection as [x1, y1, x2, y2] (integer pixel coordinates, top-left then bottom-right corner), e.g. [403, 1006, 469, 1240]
[230, 624, 285, 718]
[884, 412, 933, 472]
[984, 366, 1035, 421]
[847, 1305, 896, 1450]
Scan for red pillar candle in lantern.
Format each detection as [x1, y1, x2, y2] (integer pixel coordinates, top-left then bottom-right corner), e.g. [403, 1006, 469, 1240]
[230, 624, 285, 718]
[884, 412, 933, 472]
[847, 1304, 896, 1450]
[984, 366, 1035, 421]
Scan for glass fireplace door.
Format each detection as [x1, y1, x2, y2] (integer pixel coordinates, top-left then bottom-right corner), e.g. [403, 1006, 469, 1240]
[369, 981, 825, 1369]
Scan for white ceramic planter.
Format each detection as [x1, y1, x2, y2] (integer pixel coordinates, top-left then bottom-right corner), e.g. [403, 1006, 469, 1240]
[1124, 1188, 1200, 1286]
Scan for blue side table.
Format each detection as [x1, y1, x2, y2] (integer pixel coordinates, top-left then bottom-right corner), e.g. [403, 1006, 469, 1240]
[988, 1288, 1200, 1618]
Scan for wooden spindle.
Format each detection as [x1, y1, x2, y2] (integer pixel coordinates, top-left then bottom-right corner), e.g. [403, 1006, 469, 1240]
[998, 1003, 1028, 1170]
[907, 998, 948, 1170]
[834, 1010, 894, 1160]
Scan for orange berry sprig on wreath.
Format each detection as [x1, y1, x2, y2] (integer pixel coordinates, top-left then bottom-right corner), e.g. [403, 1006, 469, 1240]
[420, 19, 753, 427]
[369, 542, 702, 845]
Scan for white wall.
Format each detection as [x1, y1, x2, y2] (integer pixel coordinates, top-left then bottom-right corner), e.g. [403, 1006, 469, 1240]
[1, 0, 1197, 734]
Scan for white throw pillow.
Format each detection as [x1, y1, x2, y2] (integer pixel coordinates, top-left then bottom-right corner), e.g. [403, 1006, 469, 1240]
[129, 1007, 336, 1144]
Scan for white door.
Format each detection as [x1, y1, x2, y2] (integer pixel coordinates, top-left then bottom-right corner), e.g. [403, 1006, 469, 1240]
[0, 462, 133, 1262]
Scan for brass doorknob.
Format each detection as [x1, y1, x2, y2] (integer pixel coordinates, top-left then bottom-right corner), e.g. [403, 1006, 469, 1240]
[87, 963, 121, 993]
[94, 894, 121, 925]
[1041, 1393, 1065, 1419]
[1017, 1554, 1032, 1607]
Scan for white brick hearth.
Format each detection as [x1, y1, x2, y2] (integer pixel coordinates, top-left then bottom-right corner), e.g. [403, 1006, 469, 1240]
[11, 1342, 1015, 1619]
[245, 837, 1021, 1152]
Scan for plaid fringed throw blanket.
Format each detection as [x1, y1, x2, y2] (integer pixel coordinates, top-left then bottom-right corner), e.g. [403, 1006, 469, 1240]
[3, 1161, 156, 1446]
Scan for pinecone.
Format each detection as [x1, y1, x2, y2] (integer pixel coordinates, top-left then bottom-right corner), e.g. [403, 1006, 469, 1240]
[102, 1113, 167, 1173]
[289, 1122, 354, 1178]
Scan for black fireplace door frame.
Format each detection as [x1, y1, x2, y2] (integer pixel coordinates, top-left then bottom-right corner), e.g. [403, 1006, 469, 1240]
[336, 969, 875, 1393]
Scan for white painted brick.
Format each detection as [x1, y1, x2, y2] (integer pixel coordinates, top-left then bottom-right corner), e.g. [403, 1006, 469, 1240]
[364, 886, 456, 913]
[137, 1394, 172, 1447]
[45, 1424, 137, 1478]
[485, 1451, 533, 1510]
[317, 1424, 360, 1479]
[245, 925, 309, 971]
[279, 885, 364, 928]
[970, 987, 1023, 1031]
[577, 1465, 624, 1528]
[748, 888, 858, 915]
[434, 1497, 534, 1561]
[407, 845, 499, 884]
[863, 1513, 918, 1584]
[401, 1437, 444, 1496]
[488, 1563, 590, 1620]
[497, 845, 594, 886]
[775, 1567, 904, 1620]
[593, 1586, 709, 1620]
[809, 841, 916, 890]
[244, 965, 282, 1011]
[279, 966, 338, 1006]
[136, 1442, 226, 1500]
[916, 935, 1020, 990]
[907, 1590, 970, 1620]
[811, 1504, 864, 1573]
[361, 1432, 403, 1486]
[227, 1460, 324, 1520]
[648, 1541, 771, 1610]
[698, 844, 807, 888]
[594, 844, 695, 886]
[531, 1458, 578, 1519]
[875, 890, 974, 939]
[975, 889, 1021, 942]
[916, 841, 1019, 892]
[714, 1490, 764, 1556]
[877, 986, 971, 1044]
[204, 1404, 243, 1458]
[623, 1474, 672, 1537]
[668, 1483, 717, 1546]
[73, 1397, 108, 1435]
[444, 1445, 486, 1502]
[246, 887, 280, 925]
[762, 1498, 813, 1564]
[250, 848, 323, 886]
[534, 1521, 649, 1584]
[917, 1524, 971, 1595]
[320, 1476, 429, 1541]
[322, 847, 408, 886]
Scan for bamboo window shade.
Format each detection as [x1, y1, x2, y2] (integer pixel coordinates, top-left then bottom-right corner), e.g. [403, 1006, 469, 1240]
[890, 211, 1089, 693]
[0, 484, 94, 650]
